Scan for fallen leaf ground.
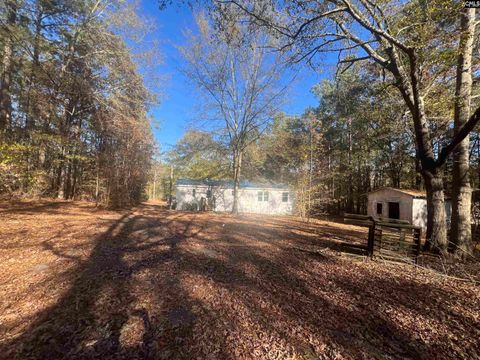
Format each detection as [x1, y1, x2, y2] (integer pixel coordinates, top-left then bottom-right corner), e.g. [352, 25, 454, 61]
[0, 200, 479, 359]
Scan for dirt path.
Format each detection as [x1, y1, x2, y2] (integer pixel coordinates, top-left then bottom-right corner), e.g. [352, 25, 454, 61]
[0, 201, 478, 359]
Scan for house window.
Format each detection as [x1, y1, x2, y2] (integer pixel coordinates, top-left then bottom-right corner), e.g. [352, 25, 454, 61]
[376, 202, 382, 215]
[282, 192, 289, 202]
[257, 191, 268, 202]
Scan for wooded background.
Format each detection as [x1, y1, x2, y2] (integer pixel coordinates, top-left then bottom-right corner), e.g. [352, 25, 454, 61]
[2, 0, 480, 256]
[0, 0, 156, 207]
[158, 0, 480, 257]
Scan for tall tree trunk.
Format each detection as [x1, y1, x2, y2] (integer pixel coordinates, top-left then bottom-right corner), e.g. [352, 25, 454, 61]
[395, 56, 448, 251]
[232, 150, 242, 215]
[412, 98, 448, 252]
[152, 168, 157, 200]
[95, 155, 100, 206]
[0, 0, 17, 130]
[25, 2, 43, 132]
[424, 170, 448, 252]
[56, 161, 64, 198]
[71, 161, 79, 200]
[308, 121, 313, 220]
[450, 8, 476, 257]
[414, 158, 422, 189]
[65, 160, 71, 199]
[168, 165, 173, 208]
[346, 118, 353, 213]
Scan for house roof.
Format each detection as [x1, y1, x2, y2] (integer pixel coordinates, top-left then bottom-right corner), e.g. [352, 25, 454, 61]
[176, 178, 289, 190]
[369, 187, 427, 198]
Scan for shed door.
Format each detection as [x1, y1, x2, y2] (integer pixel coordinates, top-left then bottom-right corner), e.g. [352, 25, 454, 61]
[388, 202, 400, 219]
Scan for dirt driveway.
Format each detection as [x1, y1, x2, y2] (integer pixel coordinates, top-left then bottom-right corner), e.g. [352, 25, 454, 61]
[0, 201, 478, 359]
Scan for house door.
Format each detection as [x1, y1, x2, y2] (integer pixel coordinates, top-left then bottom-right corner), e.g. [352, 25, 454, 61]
[388, 202, 400, 219]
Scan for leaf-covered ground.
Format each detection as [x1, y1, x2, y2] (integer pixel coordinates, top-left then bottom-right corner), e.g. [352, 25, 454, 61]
[0, 200, 479, 359]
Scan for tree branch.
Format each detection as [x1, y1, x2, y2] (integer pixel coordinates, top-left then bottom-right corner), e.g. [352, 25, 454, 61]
[340, 0, 411, 54]
[438, 105, 480, 166]
[287, 7, 348, 40]
[335, 21, 388, 65]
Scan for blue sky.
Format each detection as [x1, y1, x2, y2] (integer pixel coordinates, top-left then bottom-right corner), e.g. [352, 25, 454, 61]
[138, 1, 334, 153]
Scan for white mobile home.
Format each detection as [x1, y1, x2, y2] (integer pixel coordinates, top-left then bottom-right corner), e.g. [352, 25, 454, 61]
[175, 179, 294, 215]
[367, 187, 451, 230]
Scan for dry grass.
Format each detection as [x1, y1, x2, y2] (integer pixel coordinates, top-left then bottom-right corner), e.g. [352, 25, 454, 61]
[0, 200, 479, 359]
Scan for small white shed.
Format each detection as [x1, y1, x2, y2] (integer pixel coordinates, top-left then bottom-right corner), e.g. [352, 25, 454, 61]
[175, 179, 294, 215]
[367, 187, 451, 230]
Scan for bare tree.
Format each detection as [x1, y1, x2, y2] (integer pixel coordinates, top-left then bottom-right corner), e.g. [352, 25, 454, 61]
[179, 12, 291, 214]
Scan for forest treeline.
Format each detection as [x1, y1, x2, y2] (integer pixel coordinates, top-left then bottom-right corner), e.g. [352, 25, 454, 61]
[2, 0, 479, 257]
[0, 0, 155, 207]
[165, 68, 480, 216]
[158, 0, 480, 257]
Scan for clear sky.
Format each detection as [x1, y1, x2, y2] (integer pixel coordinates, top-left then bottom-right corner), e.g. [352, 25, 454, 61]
[138, 1, 335, 153]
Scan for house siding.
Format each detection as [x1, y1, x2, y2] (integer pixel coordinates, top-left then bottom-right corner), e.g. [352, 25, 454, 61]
[176, 184, 293, 215]
[412, 198, 427, 228]
[367, 189, 413, 223]
[367, 188, 452, 231]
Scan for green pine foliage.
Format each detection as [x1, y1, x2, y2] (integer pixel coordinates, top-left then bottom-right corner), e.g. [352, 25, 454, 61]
[0, 0, 156, 207]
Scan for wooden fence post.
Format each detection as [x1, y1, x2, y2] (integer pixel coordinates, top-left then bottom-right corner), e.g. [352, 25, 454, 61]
[343, 213, 423, 263]
[414, 228, 422, 264]
[367, 217, 375, 257]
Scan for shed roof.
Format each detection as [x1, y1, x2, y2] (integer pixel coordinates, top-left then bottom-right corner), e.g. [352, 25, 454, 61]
[176, 178, 289, 190]
[369, 187, 426, 198]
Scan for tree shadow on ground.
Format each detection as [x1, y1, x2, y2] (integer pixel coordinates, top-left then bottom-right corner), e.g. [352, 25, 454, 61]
[3, 204, 202, 359]
[2, 205, 478, 359]
[0, 201, 67, 214]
